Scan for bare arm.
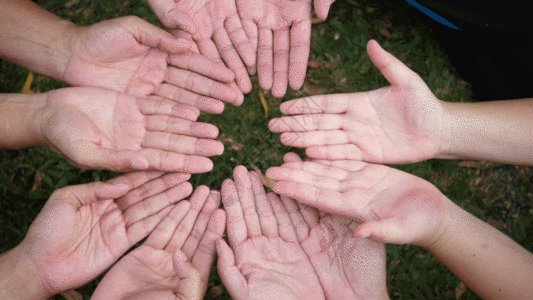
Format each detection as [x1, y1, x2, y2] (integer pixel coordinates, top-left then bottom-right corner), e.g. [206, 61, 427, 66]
[0, 0, 76, 80]
[428, 198, 533, 300]
[0, 93, 46, 149]
[439, 99, 533, 165]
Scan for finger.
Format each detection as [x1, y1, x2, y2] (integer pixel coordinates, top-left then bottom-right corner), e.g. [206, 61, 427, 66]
[355, 219, 409, 245]
[142, 132, 224, 157]
[139, 97, 200, 121]
[266, 165, 344, 189]
[278, 161, 350, 181]
[367, 39, 422, 88]
[280, 130, 349, 147]
[221, 179, 247, 248]
[104, 171, 165, 191]
[267, 193, 298, 242]
[145, 116, 219, 139]
[269, 114, 343, 132]
[116, 172, 191, 211]
[225, 13, 256, 69]
[173, 249, 202, 300]
[283, 152, 303, 163]
[182, 191, 222, 257]
[165, 186, 211, 252]
[126, 204, 173, 246]
[250, 172, 278, 238]
[144, 200, 191, 249]
[216, 239, 248, 300]
[165, 67, 240, 104]
[168, 51, 235, 83]
[155, 83, 225, 114]
[280, 195, 310, 242]
[233, 166, 262, 238]
[296, 200, 320, 228]
[242, 20, 259, 75]
[147, 0, 197, 33]
[213, 28, 253, 94]
[271, 28, 289, 98]
[288, 18, 311, 90]
[190, 209, 226, 296]
[123, 181, 193, 227]
[70, 142, 150, 172]
[308, 158, 369, 172]
[306, 144, 364, 160]
[126, 16, 193, 53]
[314, 0, 336, 20]
[279, 94, 349, 114]
[139, 149, 214, 173]
[257, 27, 273, 90]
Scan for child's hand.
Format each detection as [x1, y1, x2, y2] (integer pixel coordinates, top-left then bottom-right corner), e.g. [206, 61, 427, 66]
[266, 155, 449, 248]
[269, 40, 445, 164]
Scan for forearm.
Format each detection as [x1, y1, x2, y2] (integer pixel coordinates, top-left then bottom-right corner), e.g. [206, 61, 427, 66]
[0, 247, 52, 300]
[438, 99, 533, 165]
[427, 199, 533, 300]
[0, 93, 47, 149]
[0, 0, 77, 80]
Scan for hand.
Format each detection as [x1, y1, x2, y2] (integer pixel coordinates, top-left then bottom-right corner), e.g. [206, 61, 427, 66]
[217, 166, 325, 300]
[236, 0, 312, 97]
[40, 87, 223, 173]
[313, 0, 336, 20]
[266, 154, 448, 248]
[269, 40, 445, 163]
[16, 171, 193, 296]
[148, 0, 255, 95]
[276, 152, 389, 300]
[64, 16, 240, 113]
[92, 186, 225, 300]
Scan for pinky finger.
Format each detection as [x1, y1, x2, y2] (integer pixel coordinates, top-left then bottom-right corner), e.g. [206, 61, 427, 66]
[173, 249, 202, 299]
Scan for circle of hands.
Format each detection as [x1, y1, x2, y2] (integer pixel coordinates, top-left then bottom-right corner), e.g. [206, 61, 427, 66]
[20, 0, 457, 298]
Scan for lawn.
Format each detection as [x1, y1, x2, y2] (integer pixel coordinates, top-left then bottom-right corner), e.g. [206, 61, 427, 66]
[1, 0, 532, 299]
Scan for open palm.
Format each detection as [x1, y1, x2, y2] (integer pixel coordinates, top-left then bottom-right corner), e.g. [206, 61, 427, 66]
[40, 87, 222, 173]
[269, 40, 445, 163]
[64, 16, 238, 113]
[237, 0, 312, 97]
[217, 166, 325, 300]
[18, 171, 193, 295]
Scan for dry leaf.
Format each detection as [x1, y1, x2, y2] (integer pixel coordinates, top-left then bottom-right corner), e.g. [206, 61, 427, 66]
[21, 72, 34, 94]
[379, 28, 392, 39]
[205, 284, 224, 300]
[31, 172, 42, 192]
[259, 91, 268, 117]
[219, 135, 244, 151]
[250, 165, 277, 189]
[455, 282, 467, 299]
[311, 17, 325, 24]
[303, 81, 324, 95]
[307, 60, 323, 70]
[60, 290, 83, 300]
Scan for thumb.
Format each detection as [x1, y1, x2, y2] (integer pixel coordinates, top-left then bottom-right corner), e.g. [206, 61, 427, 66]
[216, 239, 248, 300]
[163, 9, 197, 35]
[128, 16, 193, 54]
[173, 249, 202, 300]
[314, 0, 336, 20]
[73, 142, 149, 172]
[367, 39, 423, 88]
[355, 218, 414, 245]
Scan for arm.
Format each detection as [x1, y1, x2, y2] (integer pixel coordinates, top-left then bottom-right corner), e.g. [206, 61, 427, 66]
[428, 199, 533, 300]
[0, 0, 74, 80]
[439, 99, 533, 165]
[0, 93, 46, 149]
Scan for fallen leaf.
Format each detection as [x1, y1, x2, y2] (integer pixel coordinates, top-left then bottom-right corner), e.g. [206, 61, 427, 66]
[311, 17, 325, 24]
[31, 172, 42, 192]
[259, 91, 268, 117]
[455, 282, 467, 299]
[60, 290, 83, 300]
[21, 72, 34, 94]
[205, 284, 224, 300]
[379, 28, 392, 39]
[307, 60, 323, 70]
[250, 165, 277, 189]
[303, 81, 324, 95]
[219, 135, 243, 151]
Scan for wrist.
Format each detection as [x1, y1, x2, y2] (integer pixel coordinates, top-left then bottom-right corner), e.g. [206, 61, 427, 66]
[0, 246, 52, 300]
[421, 195, 461, 253]
[434, 100, 456, 160]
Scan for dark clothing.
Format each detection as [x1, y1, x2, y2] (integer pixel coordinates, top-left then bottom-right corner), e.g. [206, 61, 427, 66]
[406, 0, 533, 101]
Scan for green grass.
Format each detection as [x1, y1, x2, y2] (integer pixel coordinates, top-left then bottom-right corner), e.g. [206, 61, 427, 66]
[1, 0, 532, 299]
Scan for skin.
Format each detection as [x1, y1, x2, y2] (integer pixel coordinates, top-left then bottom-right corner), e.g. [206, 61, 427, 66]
[0, 87, 223, 173]
[266, 154, 533, 300]
[92, 186, 226, 300]
[270, 40, 533, 166]
[313, 0, 337, 20]
[0, 171, 194, 299]
[217, 165, 325, 300]
[236, 0, 313, 97]
[148, 0, 255, 96]
[0, 0, 239, 114]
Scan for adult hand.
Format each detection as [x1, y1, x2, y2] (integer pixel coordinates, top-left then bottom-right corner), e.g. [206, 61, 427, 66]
[269, 40, 445, 163]
[314, 0, 336, 20]
[217, 166, 325, 300]
[40, 87, 223, 173]
[276, 153, 389, 299]
[266, 154, 448, 248]
[148, 0, 255, 95]
[236, 0, 312, 97]
[16, 171, 193, 296]
[93, 186, 225, 300]
[65, 16, 240, 113]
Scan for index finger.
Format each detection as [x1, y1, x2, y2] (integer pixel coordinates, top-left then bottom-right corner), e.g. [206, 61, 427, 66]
[288, 18, 311, 90]
[280, 94, 350, 115]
